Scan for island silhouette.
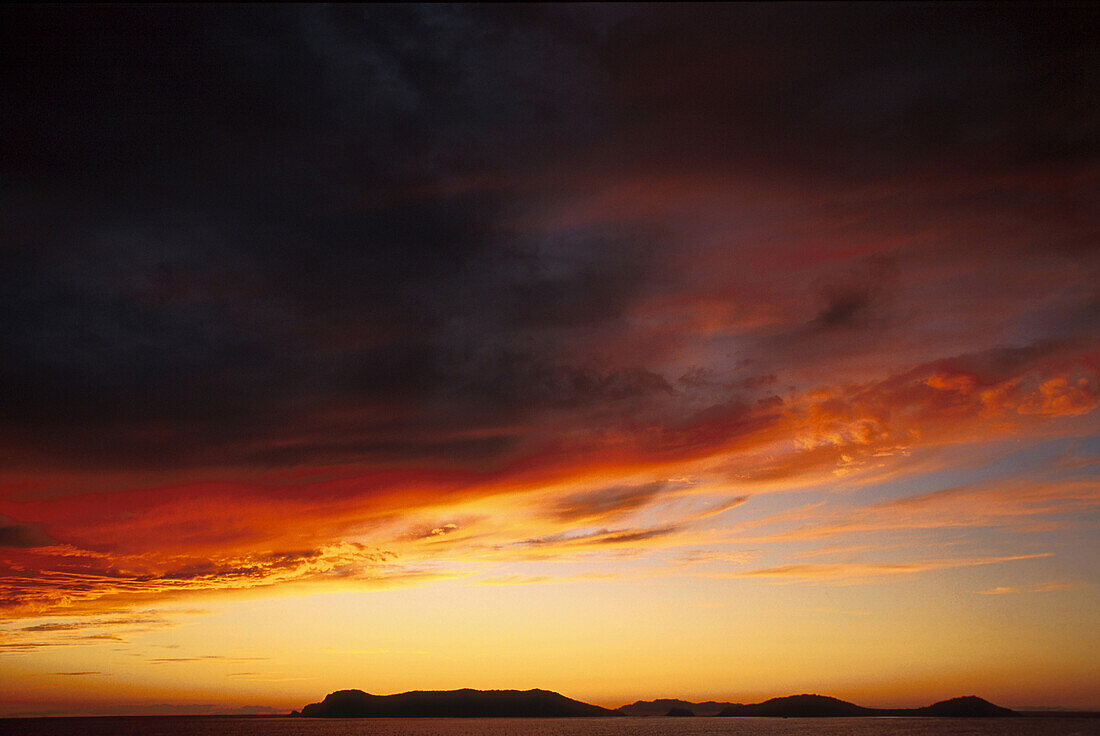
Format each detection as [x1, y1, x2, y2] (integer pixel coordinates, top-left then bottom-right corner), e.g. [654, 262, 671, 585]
[626, 694, 1018, 718]
[618, 698, 739, 716]
[293, 688, 616, 717]
[293, 689, 1019, 718]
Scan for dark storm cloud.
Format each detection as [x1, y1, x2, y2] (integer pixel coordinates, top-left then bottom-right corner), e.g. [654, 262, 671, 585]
[811, 256, 898, 331]
[815, 287, 875, 329]
[0, 5, 618, 469]
[0, 4, 1095, 471]
[0, 520, 53, 549]
[599, 3, 1098, 177]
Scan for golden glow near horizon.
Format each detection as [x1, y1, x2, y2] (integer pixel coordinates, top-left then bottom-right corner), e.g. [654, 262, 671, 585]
[2, 4, 1099, 718]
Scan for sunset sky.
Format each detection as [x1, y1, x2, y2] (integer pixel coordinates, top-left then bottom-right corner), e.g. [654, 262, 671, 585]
[1, 4, 1098, 717]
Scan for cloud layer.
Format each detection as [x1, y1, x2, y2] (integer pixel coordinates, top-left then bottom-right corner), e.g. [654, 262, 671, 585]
[0, 9, 1096, 702]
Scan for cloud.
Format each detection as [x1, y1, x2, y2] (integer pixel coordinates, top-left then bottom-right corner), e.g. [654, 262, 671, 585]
[148, 656, 268, 664]
[810, 256, 898, 331]
[0, 5, 1097, 628]
[223, 673, 313, 682]
[0, 341, 1093, 616]
[0, 521, 52, 549]
[549, 482, 668, 522]
[20, 615, 171, 633]
[977, 586, 1021, 595]
[517, 524, 682, 549]
[0, 339, 1090, 621]
[737, 341, 1100, 483]
[814, 286, 876, 329]
[0, 633, 124, 653]
[0, 611, 189, 652]
[733, 554, 1053, 584]
[974, 582, 1082, 595]
[1, 5, 1092, 478]
[726, 474, 1100, 552]
[674, 550, 759, 565]
[0, 543, 423, 617]
[476, 572, 617, 587]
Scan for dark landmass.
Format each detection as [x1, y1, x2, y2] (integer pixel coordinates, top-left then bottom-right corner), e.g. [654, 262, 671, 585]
[618, 699, 739, 716]
[715, 694, 1017, 718]
[292, 689, 1030, 719]
[909, 696, 1018, 717]
[622, 694, 1020, 717]
[294, 688, 616, 718]
[717, 694, 876, 717]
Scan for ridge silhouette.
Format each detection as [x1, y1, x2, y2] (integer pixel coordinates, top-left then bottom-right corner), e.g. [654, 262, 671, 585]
[294, 688, 616, 717]
[623, 693, 1020, 717]
[292, 688, 1019, 718]
[714, 694, 1017, 717]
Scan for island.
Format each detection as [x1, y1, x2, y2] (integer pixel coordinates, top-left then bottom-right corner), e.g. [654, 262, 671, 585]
[624, 694, 1018, 717]
[293, 688, 617, 717]
[618, 698, 738, 716]
[292, 689, 1020, 718]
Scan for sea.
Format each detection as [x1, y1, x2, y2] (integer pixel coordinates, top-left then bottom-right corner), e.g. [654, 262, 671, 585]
[1, 717, 1098, 736]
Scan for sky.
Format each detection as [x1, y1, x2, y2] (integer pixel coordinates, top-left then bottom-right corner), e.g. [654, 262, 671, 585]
[0, 3, 1097, 717]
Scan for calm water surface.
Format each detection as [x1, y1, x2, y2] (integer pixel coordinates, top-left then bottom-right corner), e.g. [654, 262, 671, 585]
[2, 717, 1098, 736]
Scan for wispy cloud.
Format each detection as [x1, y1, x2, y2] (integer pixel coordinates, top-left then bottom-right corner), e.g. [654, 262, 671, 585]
[730, 553, 1054, 584]
[548, 482, 669, 522]
[731, 477, 1100, 545]
[974, 581, 1083, 595]
[476, 572, 618, 586]
[223, 672, 313, 682]
[148, 656, 268, 664]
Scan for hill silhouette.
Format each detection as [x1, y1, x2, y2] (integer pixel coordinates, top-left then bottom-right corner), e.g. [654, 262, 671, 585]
[618, 699, 739, 716]
[717, 694, 875, 717]
[294, 688, 616, 718]
[716, 694, 1018, 718]
[293, 689, 1017, 718]
[910, 696, 1018, 717]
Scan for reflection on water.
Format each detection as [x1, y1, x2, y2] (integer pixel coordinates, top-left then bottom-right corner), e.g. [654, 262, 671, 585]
[2, 717, 1099, 736]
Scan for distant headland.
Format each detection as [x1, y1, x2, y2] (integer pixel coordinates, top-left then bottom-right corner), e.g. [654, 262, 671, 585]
[293, 688, 616, 718]
[292, 689, 1023, 718]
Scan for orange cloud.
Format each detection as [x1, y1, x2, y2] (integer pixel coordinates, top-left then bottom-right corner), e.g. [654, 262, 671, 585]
[730, 476, 1100, 547]
[731, 553, 1053, 584]
[974, 582, 1083, 595]
[1, 341, 1095, 619]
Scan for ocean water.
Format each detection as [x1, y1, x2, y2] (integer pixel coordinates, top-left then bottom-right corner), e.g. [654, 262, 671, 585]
[1, 717, 1098, 736]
